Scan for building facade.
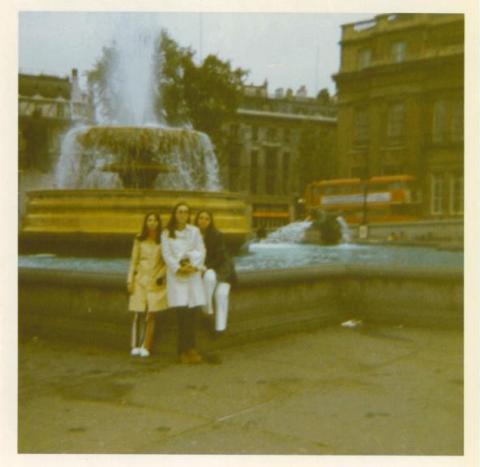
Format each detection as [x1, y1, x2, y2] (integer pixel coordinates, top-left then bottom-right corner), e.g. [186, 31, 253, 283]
[19, 69, 91, 172]
[18, 69, 91, 216]
[333, 13, 464, 219]
[223, 82, 337, 227]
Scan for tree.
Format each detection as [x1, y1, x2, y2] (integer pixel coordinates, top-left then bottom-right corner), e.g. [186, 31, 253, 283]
[184, 54, 246, 151]
[316, 88, 331, 105]
[153, 30, 195, 126]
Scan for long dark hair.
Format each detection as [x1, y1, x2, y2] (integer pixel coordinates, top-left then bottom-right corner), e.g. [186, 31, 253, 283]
[137, 211, 162, 243]
[166, 202, 190, 238]
[194, 210, 216, 244]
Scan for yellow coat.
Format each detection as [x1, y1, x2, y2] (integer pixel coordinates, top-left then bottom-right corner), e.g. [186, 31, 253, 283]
[127, 238, 168, 312]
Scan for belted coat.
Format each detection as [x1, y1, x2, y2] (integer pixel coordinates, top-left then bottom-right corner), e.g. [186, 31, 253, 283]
[161, 225, 207, 308]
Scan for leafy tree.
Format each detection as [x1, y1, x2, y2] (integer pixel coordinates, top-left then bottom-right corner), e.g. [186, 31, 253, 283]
[184, 54, 246, 151]
[316, 88, 331, 105]
[153, 30, 195, 126]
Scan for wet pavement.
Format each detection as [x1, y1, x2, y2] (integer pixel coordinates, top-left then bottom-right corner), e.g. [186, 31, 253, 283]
[18, 323, 463, 455]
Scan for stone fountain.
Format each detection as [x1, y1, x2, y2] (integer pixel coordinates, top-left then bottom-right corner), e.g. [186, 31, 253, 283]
[19, 23, 250, 255]
[20, 124, 250, 255]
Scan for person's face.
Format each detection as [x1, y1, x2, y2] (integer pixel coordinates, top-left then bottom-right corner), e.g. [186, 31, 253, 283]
[146, 214, 159, 232]
[197, 212, 211, 231]
[175, 205, 189, 226]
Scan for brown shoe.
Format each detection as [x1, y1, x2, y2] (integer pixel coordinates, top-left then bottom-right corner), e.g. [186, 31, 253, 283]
[187, 349, 203, 364]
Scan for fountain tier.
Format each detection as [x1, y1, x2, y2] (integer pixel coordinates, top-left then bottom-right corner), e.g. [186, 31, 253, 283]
[56, 126, 221, 191]
[20, 189, 251, 255]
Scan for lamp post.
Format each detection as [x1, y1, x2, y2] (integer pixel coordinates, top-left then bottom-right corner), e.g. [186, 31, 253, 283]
[359, 152, 369, 240]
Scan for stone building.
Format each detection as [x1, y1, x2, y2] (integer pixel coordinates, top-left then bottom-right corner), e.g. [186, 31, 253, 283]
[18, 69, 91, 215]
[333, 13, 464, 219]
[223, 82, 337, 228]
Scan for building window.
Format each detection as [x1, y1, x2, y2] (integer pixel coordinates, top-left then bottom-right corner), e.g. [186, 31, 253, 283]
[450, 173, 463, 215]
[354, 108, 369, 145]
[432, 100, 447, 143]
[250, 150, 258, 194]
[266, 128, 277, 142]
[251, 125, 258, 142]
[387, 103, 406, 141]
[283, 151, 290, 194]
[357, 48, 372, 70]
[431, 173, 444, 215]
[451, 99, 464, 142]
[391, 41, 406, 63]
[283, 128, 291, 143]
[382, 165, 403, 175]
[265, 148, 277, 195]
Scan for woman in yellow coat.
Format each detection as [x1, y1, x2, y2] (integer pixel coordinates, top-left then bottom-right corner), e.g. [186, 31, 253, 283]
[127, 212, 168, 357]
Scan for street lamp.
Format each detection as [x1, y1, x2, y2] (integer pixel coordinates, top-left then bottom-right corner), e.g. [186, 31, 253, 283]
[359, 153, 369, 240]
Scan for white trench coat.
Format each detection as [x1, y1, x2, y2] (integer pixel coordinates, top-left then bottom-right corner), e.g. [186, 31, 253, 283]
[161, 225, 207, 308]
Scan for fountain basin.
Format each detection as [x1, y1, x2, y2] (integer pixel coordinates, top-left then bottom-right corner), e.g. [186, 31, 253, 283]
[20, 189, 251, 255]
[19, 263, 463, 351]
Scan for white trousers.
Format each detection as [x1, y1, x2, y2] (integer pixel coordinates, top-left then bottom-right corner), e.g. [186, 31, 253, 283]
[203, 269, 231, 331]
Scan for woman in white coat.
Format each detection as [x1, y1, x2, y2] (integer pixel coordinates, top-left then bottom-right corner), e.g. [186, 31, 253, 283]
[161, 202, 206, 364]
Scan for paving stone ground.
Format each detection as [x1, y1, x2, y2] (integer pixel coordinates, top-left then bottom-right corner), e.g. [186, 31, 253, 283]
[18, 322, 463, 455]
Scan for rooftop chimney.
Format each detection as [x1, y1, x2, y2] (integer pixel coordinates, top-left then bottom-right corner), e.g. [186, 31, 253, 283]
[70, 68, 81, 102]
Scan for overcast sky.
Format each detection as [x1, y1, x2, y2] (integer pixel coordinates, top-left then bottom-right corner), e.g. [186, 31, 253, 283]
[19, 11, 374, 97]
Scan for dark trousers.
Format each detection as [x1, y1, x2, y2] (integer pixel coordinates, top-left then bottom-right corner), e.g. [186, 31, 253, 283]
[174, 306, 199, 355]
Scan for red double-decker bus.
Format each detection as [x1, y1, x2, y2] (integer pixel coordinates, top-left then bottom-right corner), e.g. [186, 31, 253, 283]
[304, 175, 420, 224]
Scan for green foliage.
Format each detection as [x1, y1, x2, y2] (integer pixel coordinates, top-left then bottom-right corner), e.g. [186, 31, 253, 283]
[184, 54, 246, 150]
[154, 30, 195, 126]
[316, 88, 331, 105]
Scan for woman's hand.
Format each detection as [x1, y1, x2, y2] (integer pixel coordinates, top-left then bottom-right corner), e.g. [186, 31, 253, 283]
[177, 263, 197, 276]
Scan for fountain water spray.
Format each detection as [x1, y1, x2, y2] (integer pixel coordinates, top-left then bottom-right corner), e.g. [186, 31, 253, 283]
[262, 221, 313, 244]
[262, 216, 351, 245]
[56, 16, 221, 191]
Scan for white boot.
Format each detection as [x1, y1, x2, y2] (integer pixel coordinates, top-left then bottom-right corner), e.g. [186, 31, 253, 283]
[203, 269, 217, 316]
[215, 282, 231, 331]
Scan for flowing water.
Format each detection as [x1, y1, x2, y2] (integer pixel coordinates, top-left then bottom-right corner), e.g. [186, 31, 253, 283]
[263, 221, 313, 244]
[262, 217, 351, 244]
[19, 243, 462, 275]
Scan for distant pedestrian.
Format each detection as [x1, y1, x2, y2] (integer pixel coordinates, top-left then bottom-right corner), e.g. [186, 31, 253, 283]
[127, 212, 168, 357]
[161, 202, 206, 364]
[195, 210, 237, 337]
